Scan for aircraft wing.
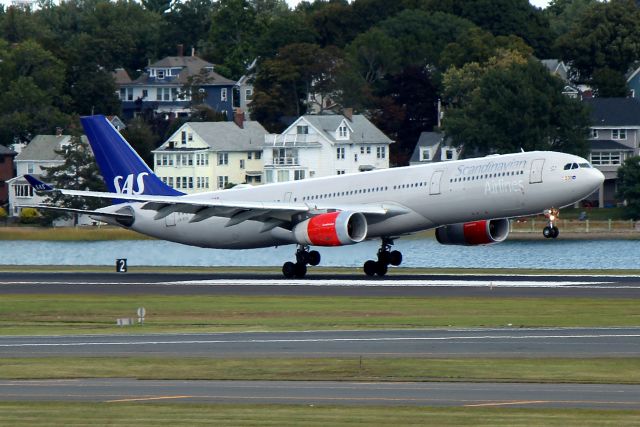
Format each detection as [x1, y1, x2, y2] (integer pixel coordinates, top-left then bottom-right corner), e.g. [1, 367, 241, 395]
[24, 175, 407, 229]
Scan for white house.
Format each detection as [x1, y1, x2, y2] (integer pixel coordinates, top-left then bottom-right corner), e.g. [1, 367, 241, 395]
[409, 132, 459, 165]
[153, 113, 267, 192]
[262, 111, 393, 184]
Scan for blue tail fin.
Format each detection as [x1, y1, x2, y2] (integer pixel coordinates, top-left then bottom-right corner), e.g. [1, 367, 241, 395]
[81, 115, 183, 197]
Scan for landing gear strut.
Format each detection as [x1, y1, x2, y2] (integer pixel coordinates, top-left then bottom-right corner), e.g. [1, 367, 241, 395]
[282, 245, 320, 278]
[363, 237, 402, 277]
[543, 208, 560, 239]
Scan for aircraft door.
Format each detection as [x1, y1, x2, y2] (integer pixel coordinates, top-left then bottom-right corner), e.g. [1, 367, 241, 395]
[165, 213, 176, 227]
[283, 192, 292, 202]
[429, 170, 444, 195]
[529, 159, 545, 184]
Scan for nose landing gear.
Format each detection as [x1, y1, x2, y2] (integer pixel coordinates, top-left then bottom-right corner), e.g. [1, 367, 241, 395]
[542, 208, 560, 239]
[363, 237, 402, 277]
[282, 245, 321, 278]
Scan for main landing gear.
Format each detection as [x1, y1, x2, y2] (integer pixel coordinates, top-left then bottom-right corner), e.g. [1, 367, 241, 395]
[282, 245, 320, 278]
[363, 237, 402, 277]
[543, 208, 560, 239]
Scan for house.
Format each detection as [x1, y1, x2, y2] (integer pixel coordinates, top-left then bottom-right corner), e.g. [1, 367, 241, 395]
[262, 111, 393, 184]
[0, 145, 17, 206]
[626, 65, 640, 99]
[409, 132, 459, 165]
[116, 46, 236, 120]
[152, 111, 267, 192]
[234, 58, 256, 119]
[540, 59, 569, 82]
[583, 97, 640, 207]
[6, 133, 93, 225]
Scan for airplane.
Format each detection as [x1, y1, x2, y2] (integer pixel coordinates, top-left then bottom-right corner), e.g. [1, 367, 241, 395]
[24, 115, 604, 278]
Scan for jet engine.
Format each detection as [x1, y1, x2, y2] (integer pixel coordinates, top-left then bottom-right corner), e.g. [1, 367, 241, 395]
[293, 211, 367, 246]
[435, 218, 510, 245]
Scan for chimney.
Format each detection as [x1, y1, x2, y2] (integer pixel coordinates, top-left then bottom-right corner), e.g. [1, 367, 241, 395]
[234, 108, 245, 129]
[55, 127, 63, 137]
[177, 44, 184, 57]
[343, 108, 353, 121]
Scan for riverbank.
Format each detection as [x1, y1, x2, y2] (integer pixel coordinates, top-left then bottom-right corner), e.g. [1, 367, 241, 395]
[0, 222, 638, 241]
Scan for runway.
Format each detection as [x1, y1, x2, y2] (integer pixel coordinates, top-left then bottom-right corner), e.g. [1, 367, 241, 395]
[1, 271, 640, 298]
[2, 328, 639, 358]
[0, 379, 638, 409]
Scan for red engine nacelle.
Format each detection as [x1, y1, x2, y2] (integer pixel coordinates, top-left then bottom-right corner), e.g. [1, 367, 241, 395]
[435, 219, 510, 246]
[293, 211, 367, 246]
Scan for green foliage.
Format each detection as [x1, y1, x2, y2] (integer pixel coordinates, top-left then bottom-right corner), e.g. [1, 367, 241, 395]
[120, 118, 158, 167]
[616, 156, 640, 220]
[556, 0, 640, 87]
[41, 127, 107, 225]
[0, 207, 7, 220]
[442, 51, 590, 157]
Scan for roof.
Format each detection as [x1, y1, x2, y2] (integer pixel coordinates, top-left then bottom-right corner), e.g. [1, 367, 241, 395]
[301, 114, 393, 145]
[590, 140, 635, 151]
[584, 98, 640, 127]
[128, 55, 235, 87]
[112, 68, 132, 85]
[161, 121, 268, 152]
[0, 145, 16, 156]
[16, 135, 71, 162]
[409, 132, 444, 163]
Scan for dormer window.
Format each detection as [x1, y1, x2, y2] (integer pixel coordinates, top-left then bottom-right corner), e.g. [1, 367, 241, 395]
[338, 125, 348, 139]
[420, 148, 431, 161]
[157, 70, 165, 79]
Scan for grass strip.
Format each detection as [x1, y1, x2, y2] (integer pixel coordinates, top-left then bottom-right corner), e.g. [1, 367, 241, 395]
[0, 295, 639, 335]
[0, 226, 151, 241]
[0, 402, 638, 426]
[1, 357, 640, 384]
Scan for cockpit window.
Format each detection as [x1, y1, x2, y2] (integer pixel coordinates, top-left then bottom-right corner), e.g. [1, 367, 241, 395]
[579, 163, 591, 168]
[571, 163, 579, 169]
[563, 163, 572, 170]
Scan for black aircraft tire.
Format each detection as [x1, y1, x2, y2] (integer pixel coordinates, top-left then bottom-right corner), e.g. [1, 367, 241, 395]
[543, 226, 552, 238]
[294, 262, 307, 278]
[389, 250, 402, 266]
[307, 250, 321, 266]
[551, 226, 560, 239]
[364, 260, 377, 277]
[282, 261, 296, 278]
[376, 262, 388, 277]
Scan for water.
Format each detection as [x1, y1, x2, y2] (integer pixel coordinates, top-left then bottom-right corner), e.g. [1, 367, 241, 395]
[2, 238, 637, 270]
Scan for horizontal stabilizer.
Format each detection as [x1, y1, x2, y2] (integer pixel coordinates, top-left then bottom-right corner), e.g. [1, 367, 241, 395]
[24, 175, 54, 192]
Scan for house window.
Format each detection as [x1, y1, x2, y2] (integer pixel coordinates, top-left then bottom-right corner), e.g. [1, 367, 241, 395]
[187, 155, 193, 166]
[248, 152, 252, 160]
[164, 88, 171, 101]
[156, 88, 162, 101]
[218, 152, 229, 165]
[278, 170, 289, 182]
[266, 170, 274, 183]
[420, 148, 430, 161]
[182, 177, 188, 188]
[590, 151, 625, 166]
[14, 184, 33, 198]
[445, 149, 455, 160]
[221, 88, 228, 102]
[336, 147, 345, 159]
[240, 159, 245, 169]
[376, 146, 386, 159]
[217, 176, 228, 189]
[168, 177, 174, 187]
[188, 177, 193, 189]
[612, 129, 627, 140]
[245, 88, 253, 100]
[181, 131, 187, 145]
[366, 146, 371, 154]
[294, 170, 305, 180]
[254, 151, 262, 160]
[142, 89, 148, 99]
[338, 125, 348, 138]
[156, 156, 161, 166]
[157, 70, 165, 79]
[591, 129, 598, 138]
[297, 125, 308, 134]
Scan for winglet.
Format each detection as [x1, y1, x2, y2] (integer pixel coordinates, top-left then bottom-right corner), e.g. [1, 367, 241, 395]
[24, 175, 54, 192]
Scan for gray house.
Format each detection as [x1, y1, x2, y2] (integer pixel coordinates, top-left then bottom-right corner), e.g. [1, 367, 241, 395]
[116, 47, 236, 121]
[409, 132, 459, 165]
[583, 97, 640, 207]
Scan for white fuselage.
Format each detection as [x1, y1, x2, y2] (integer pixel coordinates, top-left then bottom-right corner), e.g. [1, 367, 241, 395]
[98, 151, 604, 249]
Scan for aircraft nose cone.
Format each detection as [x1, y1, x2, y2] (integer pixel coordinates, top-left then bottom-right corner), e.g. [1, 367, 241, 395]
[593, 168, 605, 186]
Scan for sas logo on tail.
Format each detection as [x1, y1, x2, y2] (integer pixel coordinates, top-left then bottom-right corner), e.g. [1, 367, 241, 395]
[114, 173, 148, 195]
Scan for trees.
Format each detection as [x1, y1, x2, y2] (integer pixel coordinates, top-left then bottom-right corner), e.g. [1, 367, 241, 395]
[616, 156, 640, 220]
[442, 52, 590, 157]
[41, 129, 107, 225]
[556, 0, 640, 92]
